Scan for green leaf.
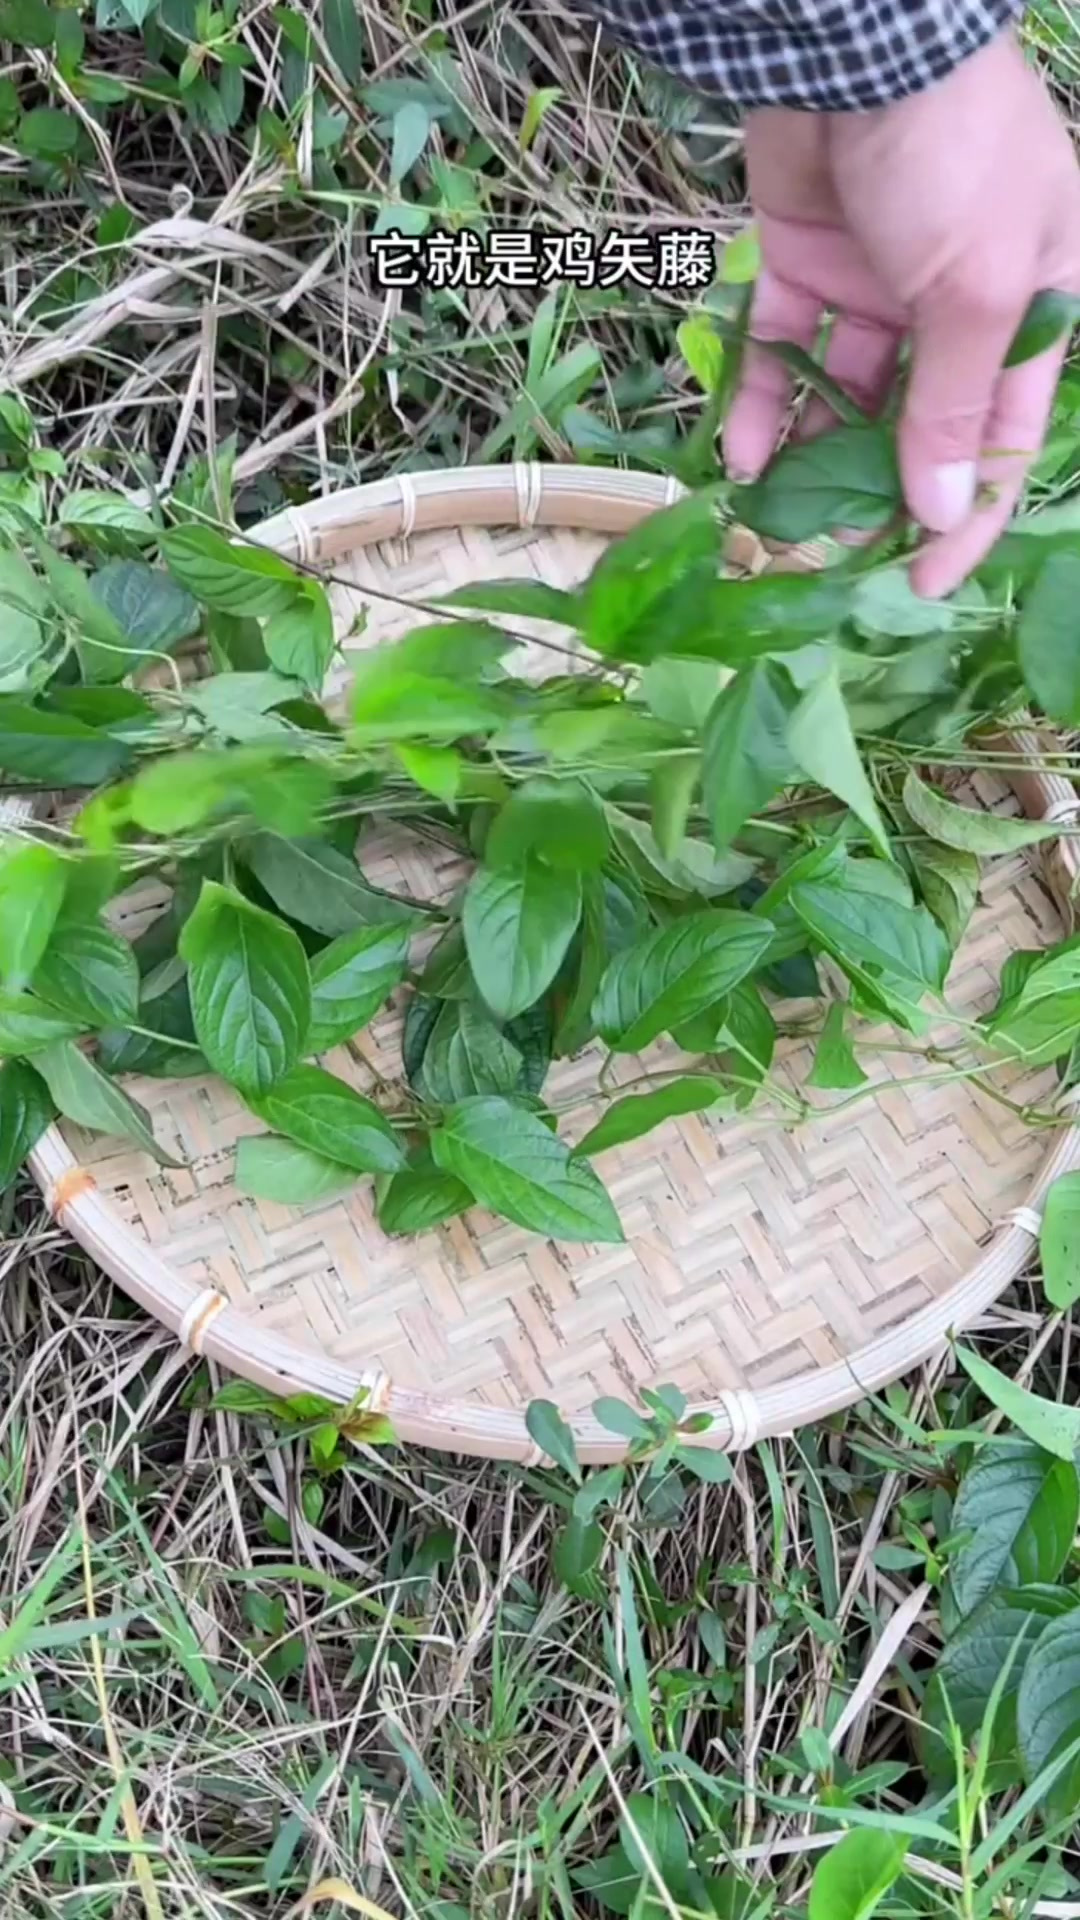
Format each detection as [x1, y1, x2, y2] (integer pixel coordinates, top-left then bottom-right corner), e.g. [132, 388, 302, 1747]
[376, 1156, 473, 1234]
[592, 1397, 653, 1441]
[607, 806, 756, 901]
[0, 991, 86, 1053]
[352, 668, 504, 742]
[957, 1345, 1080, 1462]
[463, 860, 582, 1023]
[418, 998, 524, 1104]
[322, 0, 364, 79]
[573, 1464, 626, 1519]
[639, 659, 725, 732]
[19, 106, 77, 157]
[0, 549, 49, 695]
[0, 1058, 54, 1189]
[574, 1076, 726, 1158]
[179, 880, 310, 1097]
[923, 1587, 1078, 1769]
[650, 756, 698, 861]
[0, 0, 56, 45]
[235, 1134, 357, 1205]
[902, 768, 1062, 854]
[1017, 548, 1080, 725]
[395, 742, 461, 802]
[306, 923, 410, 1054]
[35, 1039, 179, 1165]
[807, 1003, 867, 1090]
[390, 99, 431, 184]
[0, 700, 131, 785]
[790, 875, 950, 999]
[678, 1445, 733, 1485]
[717, 976, 775, 1108]
[580, 491, 722, 664]
[735, 423, 901, 543]
[0, 839, 66, 990]
[618, 1793, 690, 1886]
[525, 1398, 581, 1480]
[263, 584, 334, 690]
[59, 491, 157, 548]
[87, 560, 201, 679]
[1017, 1610, 1080, 1815]
[1041, 1171, 1080, 1310]
[807, 1830, 907, 1920]
[702, 663, 797, 849]
[950, 1440, 1080, 1616]
[592, 910, 774, 1053]
[1005, 290, 1080, 369]
[438, 578, 580, 624]
[244, 834, 421, 935]
[908, 835, 980, 950]
[33, 921, 139, 1026]
[161, 526, 304, 618]
[485, 777, 609, 874]
[677, 314, 724, 395]
[246, 1064, 405, 1174]
[787, 666, 889, 858]
[431, 1096, 624, 1243]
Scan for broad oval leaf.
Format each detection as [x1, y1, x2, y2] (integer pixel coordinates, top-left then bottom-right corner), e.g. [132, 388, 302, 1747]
[431, 1096, 624, 1243]
[463, 860, 582, 1023]
[573, 1076, 727, 1158]
[1041, 1171, 1080, 1310]
[1017, 547, 1080, 726]
[179, 880, 311, 1097]
[902, 768, 1062, 854]
[438, 578, 581, 625]
[923, 1586, 1079, 1771]
[790, 876, 950, 999]
[244, 834, 421, 935]
[33, 920, 139, 1027]
[0, 839, 67, 990]
[246, 1063, 405, 1174]
[161, 525, 303, 619]
[525, 1397, 581, 1479]
[807, 1829, 906, 1920]
[0, 701, 132, 786]
[702, 662, 796, 849]
[377, 1157, 474, 1235]
[0, 991, 86, 1054]
[592, 910, 774, 1053]
[0, 1058, 54, 1190]
[88, 560, 201, 678]
[485, 776, 609, 874]
[235, 1133, 357, 1205]
[1017, 1609, 1080, 1815]
[735, 422, 901, 543]
[949, 1439, 1080, 1617]
[35, 1039, 179, 1165]
[307, 923, 411, 1054]
[418, 998, 523, 1105]
[263, 585, 334, 690]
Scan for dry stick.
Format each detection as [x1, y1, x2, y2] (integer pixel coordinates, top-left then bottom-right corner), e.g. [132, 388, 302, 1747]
[740, 1458, 759, 1849]
[232, 289, 398, 481]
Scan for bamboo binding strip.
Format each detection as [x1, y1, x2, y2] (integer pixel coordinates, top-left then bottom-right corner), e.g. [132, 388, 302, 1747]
[12, 465, 1080, 1463]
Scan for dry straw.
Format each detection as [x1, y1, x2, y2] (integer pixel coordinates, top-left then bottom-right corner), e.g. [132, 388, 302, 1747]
[15, 465, 1080, 1461]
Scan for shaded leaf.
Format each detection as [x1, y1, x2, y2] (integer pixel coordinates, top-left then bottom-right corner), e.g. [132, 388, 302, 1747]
[574, 1076, 726, 1158]
[957, 1345, 1080, 1462]
[0, 1058, 54, 1190]
[526, 1398, 581, 1479]
[950, 1440, 1080, 1617]
[807, 1003, 867, 1090]
[807, 1829, 906, 1920]
[235, 1134, 356, 1205]
[35, 1039, 179, 1165]
[702, 663, 797, 850]
[902, 768, 1062, 854]
[431, 1096, 623, 1242]
[592, 910, 773, 1053]
[377, 1156, 473, 1235]
[307, 923, 411, 1054]
[246, 1064, 405, 1173]
[179, 880, 310, 1097]
[463, 860, 581, 1023]
[1017, 1610, 1080, 1815]
[244, 834, 421, 935]
[1041, 1171, 1080, 1310]
[33, 920, 139, 1027]
[0, 839, 66, 991]
[735, 423, 901, 543]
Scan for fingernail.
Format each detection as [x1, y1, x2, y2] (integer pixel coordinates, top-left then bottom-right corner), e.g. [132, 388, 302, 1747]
[726, 463, 754, 485]
[923, 460, 977, 533]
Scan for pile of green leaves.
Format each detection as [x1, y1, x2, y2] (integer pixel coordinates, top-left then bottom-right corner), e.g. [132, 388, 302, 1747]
[3, 395, 1080, 1244]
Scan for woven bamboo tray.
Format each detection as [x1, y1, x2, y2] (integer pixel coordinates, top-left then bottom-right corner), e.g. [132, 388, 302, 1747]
[18, 465, 1080, 1462]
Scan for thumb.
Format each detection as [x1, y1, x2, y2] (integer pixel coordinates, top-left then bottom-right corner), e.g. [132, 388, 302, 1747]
[898, 283, 1027, 533]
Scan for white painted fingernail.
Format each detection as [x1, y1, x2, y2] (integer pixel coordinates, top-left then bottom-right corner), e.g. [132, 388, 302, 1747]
[924, 460, 977, 533]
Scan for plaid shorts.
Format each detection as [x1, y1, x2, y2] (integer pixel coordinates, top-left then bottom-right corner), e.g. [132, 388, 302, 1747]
[577, 0, 1023, 110]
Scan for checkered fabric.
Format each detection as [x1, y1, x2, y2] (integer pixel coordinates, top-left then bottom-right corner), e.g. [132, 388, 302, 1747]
[578, 0, 1024, 109]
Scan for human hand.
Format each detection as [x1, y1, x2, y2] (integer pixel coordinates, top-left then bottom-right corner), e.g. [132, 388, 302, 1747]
[722, 31, 1080, 597]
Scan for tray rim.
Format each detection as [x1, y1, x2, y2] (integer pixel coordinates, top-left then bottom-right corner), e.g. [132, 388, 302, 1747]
[23, 461, 1080, 1463]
